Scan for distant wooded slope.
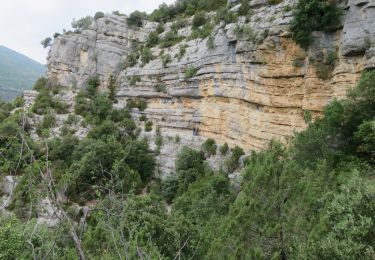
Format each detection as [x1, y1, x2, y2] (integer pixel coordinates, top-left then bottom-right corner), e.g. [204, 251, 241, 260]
[0, 45, 45, 101]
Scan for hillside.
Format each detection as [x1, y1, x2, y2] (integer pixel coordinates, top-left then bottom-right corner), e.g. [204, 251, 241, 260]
[0, 0, 374, 259]
[0, 45, 45, 101]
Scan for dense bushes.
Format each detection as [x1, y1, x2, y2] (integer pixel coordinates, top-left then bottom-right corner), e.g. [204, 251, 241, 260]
[192, 11, 207, 29]
[32, 89, 67, 115]
[290, 0, 342, 48]
[149, 0, 227, 23]
[175, 147, 206, 194]
[126, 98, 147, 111]
[201, 138, 217, 157]
[71, 16, 93, 32]
[160, 30, 183, 48]
[224, 145, 245, 172]
[185, 66, 198, 79]
[206, 69, 375, 258]
[127, 10, 147, 27]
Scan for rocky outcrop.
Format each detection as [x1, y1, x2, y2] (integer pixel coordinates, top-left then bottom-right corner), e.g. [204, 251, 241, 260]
[48, 15, 158, 88]
[46, 0, 375, 173]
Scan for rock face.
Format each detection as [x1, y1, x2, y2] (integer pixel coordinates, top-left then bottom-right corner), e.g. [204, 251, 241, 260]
[46, 0, 375, 166]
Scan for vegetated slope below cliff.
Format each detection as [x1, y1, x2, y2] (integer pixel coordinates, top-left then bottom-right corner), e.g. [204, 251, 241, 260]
[0, 45, 45, 101]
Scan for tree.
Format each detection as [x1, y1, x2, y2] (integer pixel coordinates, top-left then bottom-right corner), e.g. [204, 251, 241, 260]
[175, 147, 206, 194]
[290, 0, 342, 48]
[127, 11, 147, 27]
[308, 174, 375, 259]
[71, 16, 93, 31]
[41, 37, 52, 48]
[94, 11, 104, 20]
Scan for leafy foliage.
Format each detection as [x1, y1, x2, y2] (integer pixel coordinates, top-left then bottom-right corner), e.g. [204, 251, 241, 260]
[225, 145, 245, 172]
[127, 11, 147, 27]
[71, 16, 93, 32]
[290, 0, 342, 48]
[201, 138, 217, 157]
[184, 66, 198, 79]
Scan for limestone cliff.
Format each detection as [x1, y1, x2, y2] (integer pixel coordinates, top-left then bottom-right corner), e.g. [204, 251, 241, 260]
[45, 0, 375, 173]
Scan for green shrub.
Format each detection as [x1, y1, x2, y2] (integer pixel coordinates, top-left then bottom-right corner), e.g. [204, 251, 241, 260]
[141, 47, 154, 66]
[176, 44, 188, 61]
[161, 175, 179, 203]
[215, 7, 238, 25]
[175, 147, 206, 194]
[71, 16, 93, 32]
[94, 11, 104, 20]
[160, 30, 183, 48]
[155, 127, 163, 146]
[138, 99, 148, 111]
[161, 54, 172, 68]
[32, 89, 67, 115]
[0, 216, 34, 259]
[74, 92, 90, 116]
[139, 114, 147, 121]
[87, 77, 99, 97]
[13, 96, 24, 108]
[268, 0, 283, 4]
[127, 98, 147, 111]
[190, 21, 214, 40]
[119, 118, 137, 135]
[88, 120, 119, 140]
[41, 37, 52, 48]
[290, 0, 342, 48]
[127, 10, 147, 27]
[107, 74, 117, 101]
[283, 5, 292, 12]
[354, 120, 375, 162]
[90, 94, 113, 121]
[225, 145, 245, 172]
[220, 143, 229, 155]
[185, 66, 198, 79]
[33, 77, 48, 91]
[202, 138, 217, 157]
[145, 121, 153, 132]
[41, 113, 56, 129]
[149, 0, 226, 23]
[238, 0, 251, 16]
[146, 31, 160, 48]
[192, 11, 207, 29]
[156, 23, 165, 34]
[171, 17, 187, 31]
[154, 82, 167, 93]
[126, 54, 139, 69]
[128, 75, 141, 86]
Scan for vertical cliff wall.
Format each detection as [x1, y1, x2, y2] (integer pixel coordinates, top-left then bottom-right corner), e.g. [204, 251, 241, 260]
[47, 0, 375, 153]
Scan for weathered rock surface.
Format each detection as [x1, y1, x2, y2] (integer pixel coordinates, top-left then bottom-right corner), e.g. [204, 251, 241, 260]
[45, 0, 375, 173]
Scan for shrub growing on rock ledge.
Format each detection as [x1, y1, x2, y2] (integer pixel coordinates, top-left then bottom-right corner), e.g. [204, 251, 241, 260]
[290, 0, 342, 49]
[127, 10, 147, 27]
[185, 66, 198, 79]
[145, 120, 153, 132]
